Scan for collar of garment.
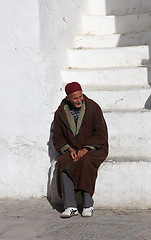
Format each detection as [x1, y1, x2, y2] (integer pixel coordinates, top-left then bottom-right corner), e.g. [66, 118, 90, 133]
[64, 101, 86, 136]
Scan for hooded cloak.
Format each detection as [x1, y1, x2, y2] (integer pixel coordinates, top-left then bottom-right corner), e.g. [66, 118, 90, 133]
[53, 94, 108, 197]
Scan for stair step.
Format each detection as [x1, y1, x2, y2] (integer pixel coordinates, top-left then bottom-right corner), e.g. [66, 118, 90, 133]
[75, 31, 151, 49]
[84, 89, 150, 110]
[104, 110, 151, 157]
[62, 67, 150, 88]
[95, 159, 151, 208]
[48, 158, 151, 208]
[80, 13, 151, 35]
[88, 0, 151, 16]
[68, 46, 150, 68]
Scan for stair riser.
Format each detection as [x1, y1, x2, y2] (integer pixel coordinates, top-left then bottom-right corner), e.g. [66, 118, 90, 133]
[75, 32, 151, 49]
[80, 14, 151, 35]
[88, 0, 151, 16]
[104, 111, 151, 157]
[84, 89, 150, 110]
[49, 160, 151, 208]
[68, 46, 149, 68]
[94, 161, 151, 208]
[62, 67, 150, 88]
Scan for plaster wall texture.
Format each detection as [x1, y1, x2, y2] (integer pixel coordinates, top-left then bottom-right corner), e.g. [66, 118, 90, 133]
[1, 0, 151, 209]
[0, 0, 84, 198]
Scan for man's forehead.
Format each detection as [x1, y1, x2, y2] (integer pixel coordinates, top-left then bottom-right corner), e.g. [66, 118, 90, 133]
[70, 91, 83, 98]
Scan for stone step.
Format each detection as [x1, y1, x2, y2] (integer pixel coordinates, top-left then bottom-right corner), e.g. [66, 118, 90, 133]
[79, 13, 151, 36]
[68, 46, 150, 68]
[62, 67, 151, 89]
[88, 0, 151, 16]
[75, 31, 151, 49]
[84, 89, 151, 110]
[48, 157, 151, 208]
[104, 110, 151, 158]
[94, 158, 151, 208]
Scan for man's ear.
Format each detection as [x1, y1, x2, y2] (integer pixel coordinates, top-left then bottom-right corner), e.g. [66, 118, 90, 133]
[66, 95, 69, 101]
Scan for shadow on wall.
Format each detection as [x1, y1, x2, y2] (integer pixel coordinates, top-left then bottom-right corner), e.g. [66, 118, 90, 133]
[47, 121, 84, 213]
[105, 0, 151, 109]
[47, 121, 64, 213]
[144, 47, 151, 109]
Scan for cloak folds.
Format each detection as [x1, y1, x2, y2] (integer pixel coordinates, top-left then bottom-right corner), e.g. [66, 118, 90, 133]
[53, 94, 108, 197]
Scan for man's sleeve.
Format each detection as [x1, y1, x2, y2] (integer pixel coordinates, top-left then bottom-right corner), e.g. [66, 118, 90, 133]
[84, 145, 96, 151]
[60, 144, 71, 154]
[83, 103, 108, 149]
[52, 112, 71, 154]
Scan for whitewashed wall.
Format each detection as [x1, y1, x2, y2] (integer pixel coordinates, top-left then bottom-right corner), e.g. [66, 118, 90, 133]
[0, 0, 85, 198]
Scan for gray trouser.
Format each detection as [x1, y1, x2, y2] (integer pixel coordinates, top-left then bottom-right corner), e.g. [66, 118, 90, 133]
[61, 171, 94, 209]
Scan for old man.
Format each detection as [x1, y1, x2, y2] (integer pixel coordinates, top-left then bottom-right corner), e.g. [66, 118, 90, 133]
[53, 82, 108, 218]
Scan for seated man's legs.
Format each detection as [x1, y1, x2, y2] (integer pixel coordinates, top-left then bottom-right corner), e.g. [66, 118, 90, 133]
[82, 191, 94, 217]
[61, 171, 77, 209]
[61, 171, 94, 217]
[82, 191, 94, 208]
[60, 171, 78, 218]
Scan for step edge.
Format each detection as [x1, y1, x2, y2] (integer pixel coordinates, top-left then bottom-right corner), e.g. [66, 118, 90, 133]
[105, 157, 151, 163]
[82, 12, 151, 18]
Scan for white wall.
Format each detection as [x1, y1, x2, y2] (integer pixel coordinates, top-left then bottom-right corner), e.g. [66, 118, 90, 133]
[0, 0, 84, 198]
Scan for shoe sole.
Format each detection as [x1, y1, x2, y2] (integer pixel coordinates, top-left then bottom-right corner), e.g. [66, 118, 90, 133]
[82, 214, 93, 217]
[60, 212, 78, 218]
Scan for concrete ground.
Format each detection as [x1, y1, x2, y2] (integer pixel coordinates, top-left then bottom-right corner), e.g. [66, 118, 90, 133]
[0, 197, 151, 240]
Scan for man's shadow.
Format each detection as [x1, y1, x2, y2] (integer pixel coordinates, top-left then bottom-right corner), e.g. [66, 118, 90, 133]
[47, 121, 64, 213]
[47, 121, 83, 213]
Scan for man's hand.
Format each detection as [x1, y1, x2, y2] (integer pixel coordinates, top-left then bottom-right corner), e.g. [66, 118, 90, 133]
[68, 148, 88, 161]
[68, 148, 79, 162]
[77, 148, 88, 159]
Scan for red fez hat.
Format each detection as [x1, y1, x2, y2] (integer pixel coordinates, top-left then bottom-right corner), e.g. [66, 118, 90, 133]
[65, 82, 82, 95]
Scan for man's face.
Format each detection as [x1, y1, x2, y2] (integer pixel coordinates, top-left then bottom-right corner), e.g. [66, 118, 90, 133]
[67, 90, 84, 108]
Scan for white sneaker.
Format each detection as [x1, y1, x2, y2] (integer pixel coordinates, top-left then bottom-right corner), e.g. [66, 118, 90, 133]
[60, 207, 78, 218]
[82, 207, 94, 217]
